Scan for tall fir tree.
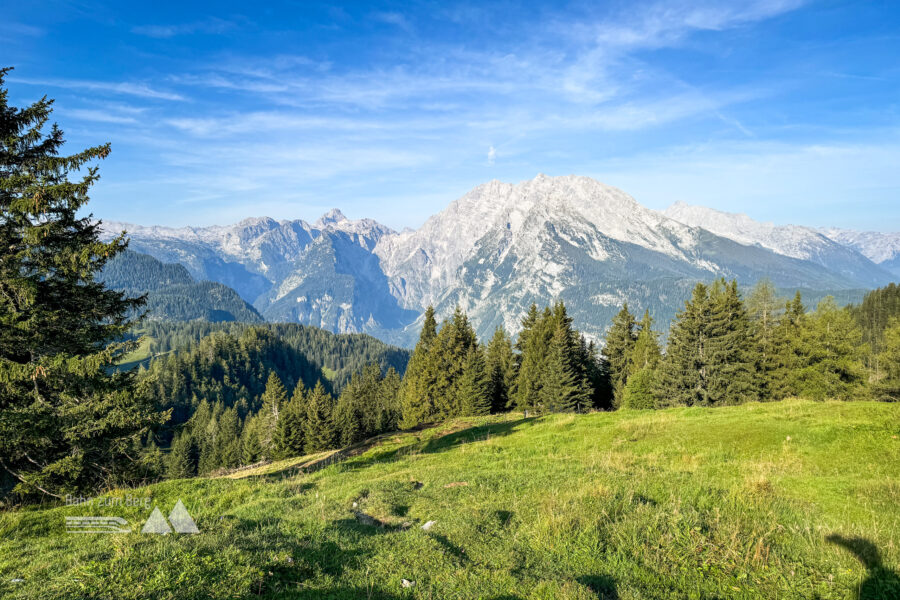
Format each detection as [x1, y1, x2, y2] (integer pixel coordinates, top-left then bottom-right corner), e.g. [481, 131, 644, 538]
[659, 283, 711, 406]
[602, 304, 637, 407]
[747, 279, 781, 400]
[769, 291, 806, 400]
[456, 345, 491, 416]
[258, 371, 287, 456]
[485, 326, 516, 412]
[538, 324, 583, 412]
[275, 383, 306, 457]
[795, 297, 867, 400]
[399, 306, 438, 428]
[629, 310, 661, 375]
[514, 305, 552, 412]
[0, 70, 161, 498]
[704, 279, 759, 405]
[872, 318, 900, 401]
[303, 381, 335, 453]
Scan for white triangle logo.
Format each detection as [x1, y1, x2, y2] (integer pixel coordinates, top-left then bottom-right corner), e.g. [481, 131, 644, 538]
[168, 499, 200, 534]
[141, 499, 199, 534]
[141, 507, 172, 534]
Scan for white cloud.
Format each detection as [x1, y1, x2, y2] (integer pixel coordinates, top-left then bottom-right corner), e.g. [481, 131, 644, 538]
[11, 77, 184, 101]
[487, 145, 496, 165]
[131, 18, 236, 38]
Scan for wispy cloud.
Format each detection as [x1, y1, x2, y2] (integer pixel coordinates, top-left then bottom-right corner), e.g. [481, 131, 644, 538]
[11, 77, 185, 101]
[131, 17, 236, 39]
[64, 109, 137, 124]
[372, 12, 413, 32]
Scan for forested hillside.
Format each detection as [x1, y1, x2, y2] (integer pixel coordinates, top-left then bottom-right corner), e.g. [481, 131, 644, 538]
[99, 250, 264, 323]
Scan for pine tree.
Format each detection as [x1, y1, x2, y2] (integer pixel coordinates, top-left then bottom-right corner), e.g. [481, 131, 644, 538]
[769, 292, 806, 400]
[399, 306, 438, 428]
[485, 327, 516, 412]
[602, 304, 637, 407]
[0, 70, 161, 498]
[659, 283, 710, 406]
[514, 305, 552, 412]
[705, 280, 759, 405]
[538, 324, 582, 412]
[166, 430, 197, 479]
[456, 345, 491, 416]
[747, 279, 781, 400]
[622, 367, 659, 409]
[872, 318, 900, 401]
[275, 384, 306, 457]
[258, 372, 288, 455]
[303, 382, 335, 453]
[629, 310, 661, 375]
[795, 297, 867, 400]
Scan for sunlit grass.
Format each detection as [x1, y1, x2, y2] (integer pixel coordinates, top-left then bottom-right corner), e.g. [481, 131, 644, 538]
[1, 400, 898, 599]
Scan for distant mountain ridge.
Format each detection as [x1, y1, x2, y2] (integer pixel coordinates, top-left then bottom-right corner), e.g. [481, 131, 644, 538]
[100, 250, 264, 323]
[101, 175, 896, 345]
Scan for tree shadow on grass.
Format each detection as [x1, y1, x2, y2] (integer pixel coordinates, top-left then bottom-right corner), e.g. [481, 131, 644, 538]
[418, 418, 536, 454]
[337, 417, 537, 473]
[577, 575, 619, 599]
[827, 534, 900, 600]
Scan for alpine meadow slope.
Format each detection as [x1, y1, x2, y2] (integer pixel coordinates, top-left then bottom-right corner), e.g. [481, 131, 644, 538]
[103, 175, 895, 345]
[1, 400, 898, 599]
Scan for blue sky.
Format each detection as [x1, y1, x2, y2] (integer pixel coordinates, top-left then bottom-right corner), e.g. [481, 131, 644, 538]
[2, 0, 899, 231]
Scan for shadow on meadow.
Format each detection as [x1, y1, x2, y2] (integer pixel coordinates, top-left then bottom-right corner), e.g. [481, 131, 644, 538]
[827, 534, 900, 600]
[338, 417, 538, 473]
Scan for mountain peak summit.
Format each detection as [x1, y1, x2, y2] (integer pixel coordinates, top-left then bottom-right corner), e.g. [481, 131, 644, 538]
[316, 208, 348, 227]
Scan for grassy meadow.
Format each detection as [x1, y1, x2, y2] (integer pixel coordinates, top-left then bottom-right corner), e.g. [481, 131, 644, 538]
[1, 400, 898, 599]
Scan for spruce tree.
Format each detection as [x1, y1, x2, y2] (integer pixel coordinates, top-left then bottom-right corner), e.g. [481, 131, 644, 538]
[602, 304, 637, 407]
[217, 407, 242, 468]
[538, 324, 582, 412]
[456, 345, 490, 416]
[769, 292, 806, 400]
[258, 372, 287, 455]
[795, 297, 867, 400]
[166, 430, 197, 479]
[376, 367, 402, 431]
[872, 318, 900, 401]
[485, 327, 516, 412]
[622, 367, 659, 409]
[332, 377, 363, 447]
[629, 310, 661, 375]
[399, 306, 438, 428]
[747, 279, 781, 400]
[303, 382, 335, 453]
[514, 305, 552, 412]
[275, 384, 306, 457]
[705, 279, 759, 405]
[0, 70, 161, 498]
[659, 284, 710, 406]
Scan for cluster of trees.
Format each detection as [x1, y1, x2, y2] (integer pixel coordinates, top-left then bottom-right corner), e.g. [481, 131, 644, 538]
[142, 321, 409, 391]
[398, 303, 609, 427]
[605, 278, 900, 409]
[162, 368, 401, 478]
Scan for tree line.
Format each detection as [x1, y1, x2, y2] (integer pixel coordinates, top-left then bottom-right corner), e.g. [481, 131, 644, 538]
[605, 278, 900, 409]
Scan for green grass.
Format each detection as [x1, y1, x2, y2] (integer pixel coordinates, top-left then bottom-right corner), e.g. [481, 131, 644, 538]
[116, 334, 155, 371]
[1, 400, 899, 599]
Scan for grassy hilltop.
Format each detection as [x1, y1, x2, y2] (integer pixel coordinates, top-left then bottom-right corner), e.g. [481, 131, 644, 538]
[1, 400, 898, 599]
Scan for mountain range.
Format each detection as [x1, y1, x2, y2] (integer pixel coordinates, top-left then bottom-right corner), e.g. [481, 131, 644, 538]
[101, 174, 897, 346]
